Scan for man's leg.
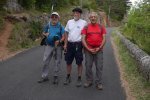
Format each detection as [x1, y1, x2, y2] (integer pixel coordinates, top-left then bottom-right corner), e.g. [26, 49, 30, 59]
[53, 46, 62, 76]
[84, 50, 94, 88]
[67, 64, 72, 76]
[77, 64, 82, 78]
[38, 46, 54, 83]
[94, 50, 103, 90]
[75, 42, 83, 87]
[64, 64, 72, 85]
[76, 64, 83, 87]
[64, 42, 74, 85]
[53, 46, 62, 84]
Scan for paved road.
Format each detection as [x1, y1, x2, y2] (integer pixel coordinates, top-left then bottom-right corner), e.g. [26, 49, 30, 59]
[0, 28, 126, 100]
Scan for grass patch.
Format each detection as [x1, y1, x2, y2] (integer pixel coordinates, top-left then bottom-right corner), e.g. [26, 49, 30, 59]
[7, 22, 40, 52]
[112, 31, 150, 100]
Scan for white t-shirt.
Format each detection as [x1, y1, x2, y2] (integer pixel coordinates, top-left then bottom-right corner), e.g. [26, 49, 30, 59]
[65, 19, 87, 42]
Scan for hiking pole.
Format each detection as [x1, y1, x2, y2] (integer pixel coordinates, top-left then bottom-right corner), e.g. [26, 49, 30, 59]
[53, 35, 60, 60]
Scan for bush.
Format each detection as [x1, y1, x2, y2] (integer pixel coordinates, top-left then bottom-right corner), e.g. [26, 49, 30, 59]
[122, 1, 150, 54]
[7, 13, 45, 51]
[0, 16, 4, 31]
[8, 22, 33, 51]
[29, 20, 43, 41]
[0, 10, 6, 32]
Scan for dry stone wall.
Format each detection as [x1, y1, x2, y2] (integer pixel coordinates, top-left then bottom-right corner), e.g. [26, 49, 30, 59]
[116, 31, 150, 81]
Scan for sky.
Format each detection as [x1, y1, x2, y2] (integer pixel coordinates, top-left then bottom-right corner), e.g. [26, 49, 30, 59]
[130, 0, 143, 6]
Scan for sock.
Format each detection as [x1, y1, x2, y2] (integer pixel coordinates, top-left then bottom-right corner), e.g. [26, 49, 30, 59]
[54, 76, 58, 79]
[67, 74, 70, 78]
[78, 76, 81, 80]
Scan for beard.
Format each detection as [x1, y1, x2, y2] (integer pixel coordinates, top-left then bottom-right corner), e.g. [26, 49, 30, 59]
[74, 17, 79, 21]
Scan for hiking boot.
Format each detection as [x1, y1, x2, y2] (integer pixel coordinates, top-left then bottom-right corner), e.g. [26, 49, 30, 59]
[64, 77, 71, 85]
[96, 84, 103, 90]
[53, 76, 58, 84]
[84, 81, 92, 88]
[37, 77, 49, 83]
[76, 79, 82, 87]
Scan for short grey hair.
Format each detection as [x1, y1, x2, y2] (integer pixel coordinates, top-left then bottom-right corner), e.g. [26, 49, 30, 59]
[89, 12, 98, 18]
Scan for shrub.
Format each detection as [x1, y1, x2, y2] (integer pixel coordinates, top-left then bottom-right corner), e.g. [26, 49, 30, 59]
[0, 16, 4, 31]
[29, 20, 43, 41]
[122, 1, 150, 54]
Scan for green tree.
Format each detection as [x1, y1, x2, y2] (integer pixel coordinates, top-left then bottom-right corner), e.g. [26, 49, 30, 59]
[123, 0, 150, 54]
[18, 0, 36, 9]
[0, 0, 7, 10]
[96, 0, 131, 20]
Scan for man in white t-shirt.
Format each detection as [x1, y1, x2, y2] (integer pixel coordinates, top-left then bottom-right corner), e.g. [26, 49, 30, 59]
[64, 8, 87, 87]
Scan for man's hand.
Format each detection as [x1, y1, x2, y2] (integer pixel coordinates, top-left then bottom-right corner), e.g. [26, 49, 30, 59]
[45, 33, 49, 37]
[87, 47, 102, 54]
[87, 48, 96, 54]
[63, 44, 67, 53]
[55, 40, 60, 47]
[93, 47, 103, 54]
[95, 47, 102, 52]
[43, 32, 49, 37]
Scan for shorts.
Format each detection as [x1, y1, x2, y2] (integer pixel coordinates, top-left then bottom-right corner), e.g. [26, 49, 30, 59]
[65, 41, 83, 65]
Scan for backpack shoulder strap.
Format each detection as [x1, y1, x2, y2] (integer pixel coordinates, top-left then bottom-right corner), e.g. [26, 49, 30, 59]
[47, 21, 50, 32]
[49, 22, 51, 28]
[98, 23, 103, 34]
[84, 23, 90, 33]
[58, 24, 62, 37]
[59, 24, 62, 32]
[98, 23, 102, 30]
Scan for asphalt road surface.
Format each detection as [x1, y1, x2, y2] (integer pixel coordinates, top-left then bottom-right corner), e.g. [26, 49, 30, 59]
[0, 28, 126, 100]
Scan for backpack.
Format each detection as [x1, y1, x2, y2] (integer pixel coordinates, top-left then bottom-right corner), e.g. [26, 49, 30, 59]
[40, 22, 62, 46]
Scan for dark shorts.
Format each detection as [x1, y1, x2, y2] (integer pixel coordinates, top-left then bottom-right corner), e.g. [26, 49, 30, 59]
[65, 41, 83, 65]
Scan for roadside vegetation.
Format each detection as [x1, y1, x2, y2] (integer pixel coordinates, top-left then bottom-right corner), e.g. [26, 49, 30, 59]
[0, 16, 4, 32]
[0, 0, 99, 51]
[0, 0, 130, 51]
[122, 0, 150, 54]
[96, 0, 131, 21]
[0, 10, 7, 34]
[7, 20, 42, 51]
[0, 0, 81, 51]
[111, 0, 150, 99]
[112, 31, 150, 100]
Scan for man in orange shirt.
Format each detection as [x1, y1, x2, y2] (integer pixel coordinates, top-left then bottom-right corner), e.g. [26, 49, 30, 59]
[81, 12, 106, 90]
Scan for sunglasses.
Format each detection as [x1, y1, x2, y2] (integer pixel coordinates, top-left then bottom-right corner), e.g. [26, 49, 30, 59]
[51, 15, 58, 19]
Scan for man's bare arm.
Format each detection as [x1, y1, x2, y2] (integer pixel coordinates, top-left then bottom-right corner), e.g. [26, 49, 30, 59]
[63, 32, 68, 50]
[82, 34, 88, 50]
[42, 32, 49, 37]
[99, 34, 106, 49]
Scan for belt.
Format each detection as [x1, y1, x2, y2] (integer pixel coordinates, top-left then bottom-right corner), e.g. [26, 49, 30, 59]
[68, 41, 81, 44]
